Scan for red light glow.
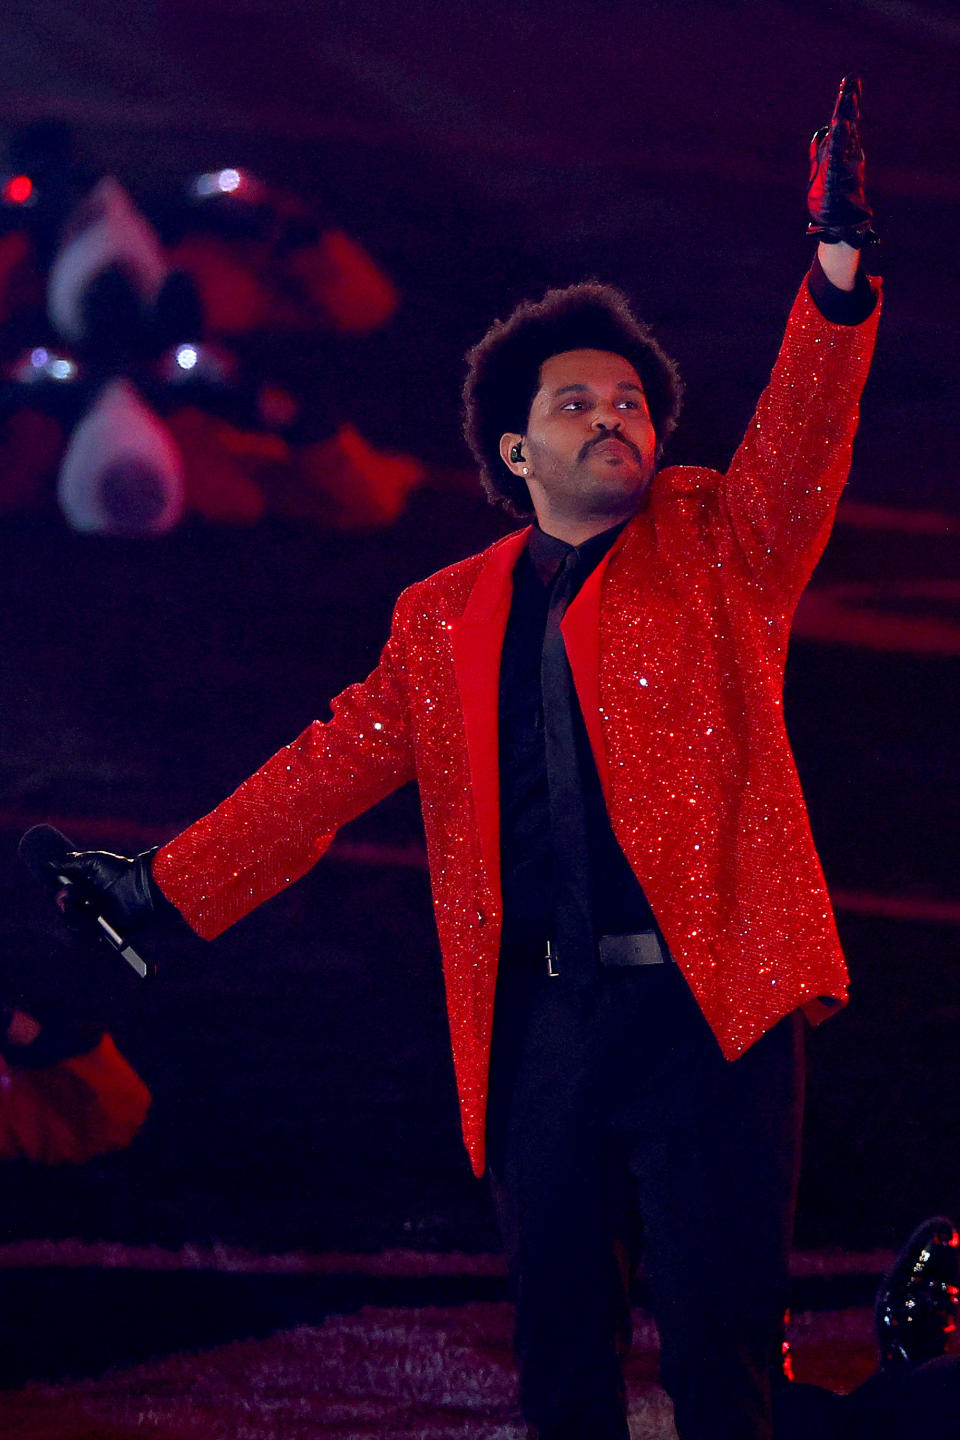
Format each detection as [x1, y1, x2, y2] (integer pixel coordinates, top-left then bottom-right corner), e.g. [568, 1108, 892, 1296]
[3, 175, 33, 205]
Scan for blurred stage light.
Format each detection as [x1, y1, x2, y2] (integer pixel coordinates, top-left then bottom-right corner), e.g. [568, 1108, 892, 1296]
[9, 347, 79, 384]
[189, 167, 264, 204]
[159, 340, 236, 386]
[3, 174, 34, 205]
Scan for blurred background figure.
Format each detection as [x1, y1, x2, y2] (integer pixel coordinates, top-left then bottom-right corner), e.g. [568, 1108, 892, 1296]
[0, 925, 150, 1165]
[1, 1004, 150, 1166]
[0, 121, 425, 536]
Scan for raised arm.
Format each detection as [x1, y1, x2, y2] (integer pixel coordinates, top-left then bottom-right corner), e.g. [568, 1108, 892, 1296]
[721, 76, 881, 607]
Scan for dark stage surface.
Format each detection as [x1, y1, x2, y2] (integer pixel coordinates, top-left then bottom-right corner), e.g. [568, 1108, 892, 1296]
[0, 0, 958, 1268]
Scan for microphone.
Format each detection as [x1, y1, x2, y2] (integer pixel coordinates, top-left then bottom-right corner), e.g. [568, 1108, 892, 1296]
[18, 825, 151, 980]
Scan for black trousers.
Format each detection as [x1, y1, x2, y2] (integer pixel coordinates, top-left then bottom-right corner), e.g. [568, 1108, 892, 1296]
[486, 960, 804, 1440]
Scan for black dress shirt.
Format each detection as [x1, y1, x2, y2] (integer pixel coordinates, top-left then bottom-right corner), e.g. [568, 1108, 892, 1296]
[498, 521, 660, 960]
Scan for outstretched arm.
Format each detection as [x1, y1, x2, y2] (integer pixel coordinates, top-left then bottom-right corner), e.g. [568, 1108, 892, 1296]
[153, 607, 416, 937]
[55, 592, 418, 942]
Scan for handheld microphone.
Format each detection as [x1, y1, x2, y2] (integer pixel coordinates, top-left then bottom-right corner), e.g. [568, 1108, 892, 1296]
[18, 825, 151, 979]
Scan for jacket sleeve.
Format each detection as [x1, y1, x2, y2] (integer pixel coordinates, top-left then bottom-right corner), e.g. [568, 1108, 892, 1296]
[0, 1034, 151, 1165]
[152, 592, 416, 939]
[720, 272, 881, 608]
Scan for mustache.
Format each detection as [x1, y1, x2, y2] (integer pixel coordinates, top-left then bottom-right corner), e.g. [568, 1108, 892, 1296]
[578, 431, 643, 464]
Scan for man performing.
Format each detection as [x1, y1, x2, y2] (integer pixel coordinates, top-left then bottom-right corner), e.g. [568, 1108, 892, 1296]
[56, 78, 880, 1440]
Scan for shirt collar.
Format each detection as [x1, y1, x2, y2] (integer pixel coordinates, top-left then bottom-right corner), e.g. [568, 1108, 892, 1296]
[526, 518, 629, 587]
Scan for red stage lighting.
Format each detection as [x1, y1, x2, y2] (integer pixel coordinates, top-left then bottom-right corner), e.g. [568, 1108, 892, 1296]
[3, 174, 34, 205]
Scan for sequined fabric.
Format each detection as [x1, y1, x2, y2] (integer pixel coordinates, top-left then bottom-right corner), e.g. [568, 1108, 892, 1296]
[155, 276, 881, 1176]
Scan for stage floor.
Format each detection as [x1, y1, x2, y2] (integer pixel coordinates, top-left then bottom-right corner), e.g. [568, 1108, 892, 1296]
[2, 1289, 879, 1440]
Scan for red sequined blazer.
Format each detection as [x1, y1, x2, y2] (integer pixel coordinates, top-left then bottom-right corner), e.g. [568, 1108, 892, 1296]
[155, 277, 881, 1174]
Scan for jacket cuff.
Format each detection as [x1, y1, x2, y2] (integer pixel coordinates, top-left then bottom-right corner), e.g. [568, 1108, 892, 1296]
[144, 848, 202, 938]
[807, 253, 877, 325]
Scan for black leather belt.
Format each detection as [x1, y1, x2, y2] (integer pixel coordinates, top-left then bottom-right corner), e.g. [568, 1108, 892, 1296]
[539, 929, 670, 977]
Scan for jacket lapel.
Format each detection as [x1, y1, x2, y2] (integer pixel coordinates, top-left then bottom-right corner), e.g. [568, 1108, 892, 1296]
[451, 528, 531, 896]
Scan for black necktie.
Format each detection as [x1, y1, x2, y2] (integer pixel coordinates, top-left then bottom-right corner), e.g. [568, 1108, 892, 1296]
[540, 549, 596, 985]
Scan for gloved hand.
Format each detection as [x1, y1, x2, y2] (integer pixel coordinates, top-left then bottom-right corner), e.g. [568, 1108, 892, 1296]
[807, 74, 876, 247]
[55, 847, 172, 932]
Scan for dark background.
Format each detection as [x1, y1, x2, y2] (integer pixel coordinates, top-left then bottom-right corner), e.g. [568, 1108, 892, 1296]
[0, 0, 958, 1257]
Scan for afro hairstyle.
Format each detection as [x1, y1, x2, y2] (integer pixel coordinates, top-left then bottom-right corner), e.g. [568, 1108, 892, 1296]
[462, 280, 683, 517]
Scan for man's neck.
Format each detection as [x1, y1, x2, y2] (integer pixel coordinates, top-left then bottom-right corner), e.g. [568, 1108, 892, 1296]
[533, 508, 639, 548]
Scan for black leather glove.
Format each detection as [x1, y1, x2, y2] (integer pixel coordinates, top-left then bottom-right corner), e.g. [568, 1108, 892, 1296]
[807, 74, 876, 248]
[55, 847, 174, 933]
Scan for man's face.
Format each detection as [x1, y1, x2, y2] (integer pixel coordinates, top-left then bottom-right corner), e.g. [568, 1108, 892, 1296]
[511, 349, 657, 521]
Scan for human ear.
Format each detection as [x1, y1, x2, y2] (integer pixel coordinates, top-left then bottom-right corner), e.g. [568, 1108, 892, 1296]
[499, 433, 528, 475]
